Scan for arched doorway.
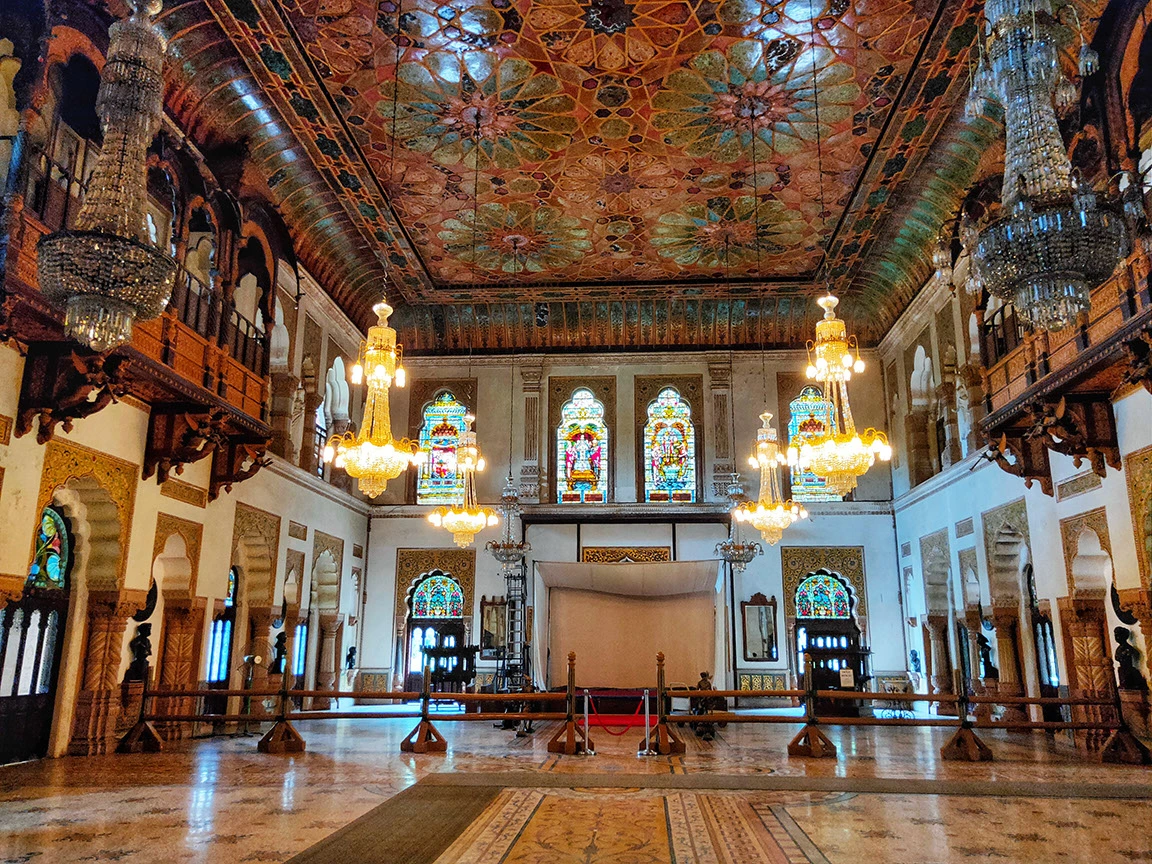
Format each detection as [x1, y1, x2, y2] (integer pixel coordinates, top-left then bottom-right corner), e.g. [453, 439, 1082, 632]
[1025, 562, 1061, 722]
[204, 567, 238, 715]
[0, 505, 74, 764]
[793, 570, 868, 715]
[403, 570, 465, 692]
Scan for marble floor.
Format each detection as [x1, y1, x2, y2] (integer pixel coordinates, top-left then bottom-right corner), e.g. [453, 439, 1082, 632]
[0, 717, 1150, 863]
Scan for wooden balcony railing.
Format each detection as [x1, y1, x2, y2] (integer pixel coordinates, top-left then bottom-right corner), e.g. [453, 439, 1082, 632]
[981, 253, 1152, 424]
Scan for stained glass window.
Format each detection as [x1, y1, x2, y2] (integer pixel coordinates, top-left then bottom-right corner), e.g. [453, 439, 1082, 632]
[787, 386, 843, 502]
[643, 387, 696, 503]
[26, 506, 70, 590]
[412, 572, 465, 618]
[225, 567, 237, 607]
[795, 573, 851, 619]
[417, 392, 469, 505]
[557, 388, 608, 504]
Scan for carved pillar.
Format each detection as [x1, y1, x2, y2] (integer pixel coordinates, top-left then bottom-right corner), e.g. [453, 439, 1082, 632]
[926, 614, 957, 714]
[990, 605, 1027, 723]
[313, 613, 343, 709]
[1057, 595, 1116, 753]
[965, 607, 992, 721]
[519, 364, 543, 502]
[934, 380, 962, 468]
[269, 371, 299, 460]
[247, 605, 275, 710]
[300, 359, 323, 476]
[281, 603, 301, 687]
[708, 362, 734, 498]
[70, 588, 147, 755]
[155, 595, 207, 740]
[958, 364, 986, 456]
[904, 410, 933, 487]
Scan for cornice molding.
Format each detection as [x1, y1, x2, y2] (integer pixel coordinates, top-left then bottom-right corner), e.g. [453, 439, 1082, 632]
[404, 347, 882, 369]
[878, 275, 953, 361]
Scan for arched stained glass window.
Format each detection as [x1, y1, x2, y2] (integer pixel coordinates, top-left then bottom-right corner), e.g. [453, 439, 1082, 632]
[788, 386, 842, 502]
[795, 573, 851, 619]
[557, 388, 608, 504]
[26, 507, 70, 590]
[417, 392, 468, 505]
[411, 572, 464, 618]
[643, 388, 696, 503]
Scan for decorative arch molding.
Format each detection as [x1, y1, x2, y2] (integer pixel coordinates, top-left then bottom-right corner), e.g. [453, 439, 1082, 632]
[284, 548, 306, 609]
[547, 376, 616, 504]
[231, 502, 280, 608]
[1124, 444, 1152, 592]
[957, 547, 982, 610]
[918, 528, 951, 614]
[35, 439, 137, 592]
[1059, 508, 1113, 597]
[152, 513, 204, 600]
[393, 548, 475, 638]
[980, 497, 1030, 605]
[780, 546, 867, 623]
[312, 531, 345, 613]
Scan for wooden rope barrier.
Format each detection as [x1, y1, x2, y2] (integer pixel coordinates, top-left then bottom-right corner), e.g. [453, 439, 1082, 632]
[787, 653, 837, 758]
[401, 664, 448, 753]
[640, 653, 686, 755]
[548, 652, 592, 754]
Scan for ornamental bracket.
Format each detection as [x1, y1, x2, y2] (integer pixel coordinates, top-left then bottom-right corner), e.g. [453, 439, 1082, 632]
[15, 344, 131, 444]
[143, 406, 232, 483]
[209, 437, 273, 502]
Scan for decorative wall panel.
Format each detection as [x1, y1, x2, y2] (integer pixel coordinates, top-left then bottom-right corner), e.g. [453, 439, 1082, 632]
[393, 548, 476, 636]
[780, 546, 866, 621]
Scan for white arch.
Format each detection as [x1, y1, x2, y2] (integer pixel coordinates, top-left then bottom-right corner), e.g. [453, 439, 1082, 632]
[1071, 528, 1112, 595]
[269, 296, 290, 370]
[312, 549, 340, 615]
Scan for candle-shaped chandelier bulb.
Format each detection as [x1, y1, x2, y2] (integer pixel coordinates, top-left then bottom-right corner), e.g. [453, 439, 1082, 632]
[733, 413, 807, 545]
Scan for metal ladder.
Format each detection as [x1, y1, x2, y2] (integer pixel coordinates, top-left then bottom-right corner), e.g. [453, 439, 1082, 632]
[497, 562, 529, 691]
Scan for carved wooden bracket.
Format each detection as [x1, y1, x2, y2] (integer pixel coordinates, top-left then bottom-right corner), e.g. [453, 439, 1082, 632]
[1119, 330, 1152, 395]
[209, 437, 273, 502]
[1023, 395, 1121, 479]
[143, 407, 232, 482]
[982, 430, 1054, 496]
[16, 345, 132, 444]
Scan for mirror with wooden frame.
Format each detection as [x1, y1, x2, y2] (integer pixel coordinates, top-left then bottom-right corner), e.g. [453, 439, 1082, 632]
[479, 595, 507, 660]
[741, 592, 778, 662]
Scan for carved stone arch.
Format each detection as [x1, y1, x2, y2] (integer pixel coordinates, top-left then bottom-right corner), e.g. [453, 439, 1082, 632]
[958, 547, 982, 610]
[311, 531, 344, 614]
[230, 503, 280, 609]
[981, 498, 1030, 606]
[152, 513, 203, 600]
[919, 528, 952, 615]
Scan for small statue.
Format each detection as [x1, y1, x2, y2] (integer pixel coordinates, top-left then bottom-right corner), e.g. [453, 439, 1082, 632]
[345, 645, 357, 671]
[1114, 627, 1147, 691]
[690, 671, 724, 741]
[977, 634, 999, 679]
[125, 623, 152, 682]
[909, 649, 922, 674]
[270, 631, 287, 675]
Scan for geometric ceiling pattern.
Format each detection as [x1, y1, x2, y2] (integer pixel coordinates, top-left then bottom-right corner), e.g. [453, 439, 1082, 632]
[154, 0, 1108, 350]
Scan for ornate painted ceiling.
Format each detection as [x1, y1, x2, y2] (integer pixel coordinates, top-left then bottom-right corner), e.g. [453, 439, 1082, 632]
[152, 0, 1106, 351]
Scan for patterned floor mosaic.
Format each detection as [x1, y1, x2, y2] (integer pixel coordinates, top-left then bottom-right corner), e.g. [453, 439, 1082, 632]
[0, 717, 1150, 862]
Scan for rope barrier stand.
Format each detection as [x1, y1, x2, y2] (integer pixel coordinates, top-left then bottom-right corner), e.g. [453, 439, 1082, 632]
[940, 668, 992, 762]
[1100, 690, 1152, 765]
[258, 672, 306, 754]
[401, 664, 448, 754]
[117, 663, 163, 754]
[549, 652, 592, 754]
[787, 653, 836, 758]
[640, 652, 685, 755]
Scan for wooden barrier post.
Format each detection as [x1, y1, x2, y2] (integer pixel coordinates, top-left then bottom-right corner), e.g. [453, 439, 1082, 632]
[787, 654, 836, 758]
[258, 671, 306, 754]
[641, 652, 685, 755]
[401, 664, 448, 753]
[941, 668, 992, 761]
[117, 664, 163, 753]
[548, 652, 592, 754]
[1100, 690, 1152, 765]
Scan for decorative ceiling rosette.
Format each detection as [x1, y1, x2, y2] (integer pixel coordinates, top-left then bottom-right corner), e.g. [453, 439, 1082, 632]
[379, 53, 577, 169]
[436, 201, 592, 279]
[652, 38, 858, 164]
[557, 151, 680, 215]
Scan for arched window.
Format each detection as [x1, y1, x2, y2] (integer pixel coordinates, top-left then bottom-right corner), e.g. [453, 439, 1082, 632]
[417, 392, 469, 505]
[26, 506, 71, 591]
[787, 386, 842, 502]
[411, 573, 465, 618]
[795, 572, 851, 619]
[643, 388, 696, 503]
[207, 567, 238, 685]
[557, 388, 608, 504]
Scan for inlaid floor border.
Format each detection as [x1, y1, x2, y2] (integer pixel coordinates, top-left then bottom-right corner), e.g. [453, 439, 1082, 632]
[420, 770, 1152, 799]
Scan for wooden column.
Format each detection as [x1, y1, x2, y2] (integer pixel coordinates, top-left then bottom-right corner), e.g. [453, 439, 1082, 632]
[519, 364, 543, 503]
[965, 607, 993, 721]
[927, 614, 957, 715]
[155, 595, 207, 740]
[1056, 594, 1116, 753]
[313, 613, 343, 709]
[990, 605, 1027, 723]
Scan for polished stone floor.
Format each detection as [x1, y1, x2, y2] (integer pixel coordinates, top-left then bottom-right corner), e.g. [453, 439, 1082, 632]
[1, 717, 1150, 863]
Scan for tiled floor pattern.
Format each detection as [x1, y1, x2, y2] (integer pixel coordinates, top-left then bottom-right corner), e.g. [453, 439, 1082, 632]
[0, 717, 1149, 862]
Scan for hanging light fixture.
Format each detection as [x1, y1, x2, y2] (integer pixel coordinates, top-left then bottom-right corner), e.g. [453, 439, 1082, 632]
[322, 295, 419, 497]
[788, 295, 891, 496]
[487, 367, 531, 566]
[428, 411, 499, 547]
[717, 475, 762, 573]
[734, 413, 808, 545]
[965, 0, 1133, 331]
[38, 0, 177, 351]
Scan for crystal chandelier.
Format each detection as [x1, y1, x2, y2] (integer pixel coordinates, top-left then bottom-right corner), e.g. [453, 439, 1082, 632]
[716, 475, 762, 572]
[486, 476, 531, 567]
[37, 0, 177, 351]
[428, 413, 499, 547]
[788, 295, 891, 497]
[321, 297, 419, 497]
[965, 0, 1129, 331]
[734, 414, 808, 546]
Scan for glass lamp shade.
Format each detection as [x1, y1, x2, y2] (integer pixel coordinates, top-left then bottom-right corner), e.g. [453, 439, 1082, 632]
[733, 412, 807, 545]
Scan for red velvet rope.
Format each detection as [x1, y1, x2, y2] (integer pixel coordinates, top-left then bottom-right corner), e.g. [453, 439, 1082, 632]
[582, 695, 650, 736]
